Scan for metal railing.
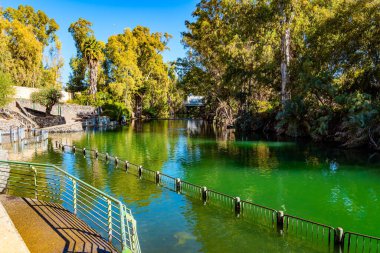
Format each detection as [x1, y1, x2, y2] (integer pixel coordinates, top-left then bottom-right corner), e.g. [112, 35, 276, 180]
[58, 143, 380, 253]
[0, 160, 141, 253]
[283, 214, 334, 246]
[343, 232, 380, 253]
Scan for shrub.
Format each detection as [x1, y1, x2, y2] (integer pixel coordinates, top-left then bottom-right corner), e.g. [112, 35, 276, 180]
[31, 87, 62, 115]
[102, 101, 130, 122]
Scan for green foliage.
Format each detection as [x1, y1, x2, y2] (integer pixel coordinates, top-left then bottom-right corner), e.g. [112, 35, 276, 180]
[180, 0, 380, 148]
[0, 71, 15, 107]
[0, 5, 62, 88]
[102, 101, 129, 122]
[31, 87, 62, 115]
[105, 26, 177, 118]
[276, 98, 310, 137]
[67, 18, 105, 95]
[71, 91, 109, 107]
[4, 5, 59, 46]
[335, 92, 380, 149]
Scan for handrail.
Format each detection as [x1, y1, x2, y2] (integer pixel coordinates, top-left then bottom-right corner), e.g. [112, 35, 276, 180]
[343, 231, 380, 252]
[57, 142, 380, 253]
[0, 159, 141, 253]
[284, 214, 334, 229]
[2, 160, 124, 205]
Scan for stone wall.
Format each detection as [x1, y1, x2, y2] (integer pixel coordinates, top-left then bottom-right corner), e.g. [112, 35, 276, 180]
[43, 122, 83, 133]
[16, 99, 95, 117]
[33, 115, 66, 128]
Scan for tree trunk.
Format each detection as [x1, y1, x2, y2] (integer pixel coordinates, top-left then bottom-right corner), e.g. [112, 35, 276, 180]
[279, 1, 293, 106]
[88, 59, 98, 97]
[134, 94, 143, 119]
[46, 105, 52, 116]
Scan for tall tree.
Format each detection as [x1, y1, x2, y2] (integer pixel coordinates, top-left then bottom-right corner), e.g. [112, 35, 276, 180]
[81, 37, 104, 97]
[0, 5, 62, 87]
[105, 26, 174, 118]
[278, 0, 293, 105]
[68, 18, 95, 92]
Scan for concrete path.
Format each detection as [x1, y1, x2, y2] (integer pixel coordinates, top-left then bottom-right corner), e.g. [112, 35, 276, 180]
[0, 195, 117, 253]
[0, 200, 30, 253]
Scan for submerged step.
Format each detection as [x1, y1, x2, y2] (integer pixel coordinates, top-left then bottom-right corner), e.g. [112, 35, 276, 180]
[0, 199, 30, 253]
[0, 195, 117, 253]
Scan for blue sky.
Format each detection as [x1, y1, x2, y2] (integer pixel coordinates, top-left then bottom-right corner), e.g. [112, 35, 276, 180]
[0, 0, 198, 84]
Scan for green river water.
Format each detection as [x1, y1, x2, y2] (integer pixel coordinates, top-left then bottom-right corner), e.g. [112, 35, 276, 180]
[12, 120, 380, 252]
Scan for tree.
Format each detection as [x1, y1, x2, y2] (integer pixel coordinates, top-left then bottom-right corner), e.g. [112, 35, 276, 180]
[31, 88, 62, 115]
[0, 5, 62, 88]
[181, 0, 380, 148]
[0, 71, 15, 107]
[68, 18, 105, 96]
[68, 18, 94, 92]
[3, 5, 59, 46]
[81, 37, 104, 97]
[105, 26, 174, 118]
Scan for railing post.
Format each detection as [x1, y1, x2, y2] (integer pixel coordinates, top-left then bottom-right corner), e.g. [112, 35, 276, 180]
[138, 166, 142, 179]
[201, 186, 207, 204]
[334, 227, 344, 252]
[31, 166, 38, 199]
[277, 211, 284, 233]
[73, 179, 77, 215]
[107, 199, 113, 243]
[125, 161, 129, 172]
[175, 178, 181, 193]
[155, 171, 160, 185]
[235, 197, 241, 217]
[119, 203, 128, 252]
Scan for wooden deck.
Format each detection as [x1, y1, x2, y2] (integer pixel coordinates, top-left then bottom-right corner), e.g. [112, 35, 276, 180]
[0, 195, 117, 253]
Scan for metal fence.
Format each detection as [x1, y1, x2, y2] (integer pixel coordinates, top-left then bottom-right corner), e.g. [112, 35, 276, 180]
[283, 214, 334, 246]
[0, 160, 141, 253]
[343, 232, 380, 253]
[58, 142, 380, 253]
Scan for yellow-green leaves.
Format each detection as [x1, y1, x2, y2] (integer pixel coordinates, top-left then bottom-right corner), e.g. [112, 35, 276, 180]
[0, 5, 62, 88]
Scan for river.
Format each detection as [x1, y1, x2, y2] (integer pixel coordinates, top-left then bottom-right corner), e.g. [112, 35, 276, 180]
[14, 120, 380, 252]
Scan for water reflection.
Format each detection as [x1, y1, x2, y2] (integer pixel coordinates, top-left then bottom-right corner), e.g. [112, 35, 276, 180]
[1, 139, 48, 161]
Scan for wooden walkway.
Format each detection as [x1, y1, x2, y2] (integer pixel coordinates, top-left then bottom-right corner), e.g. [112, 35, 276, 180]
[0, 195, 117, 253]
